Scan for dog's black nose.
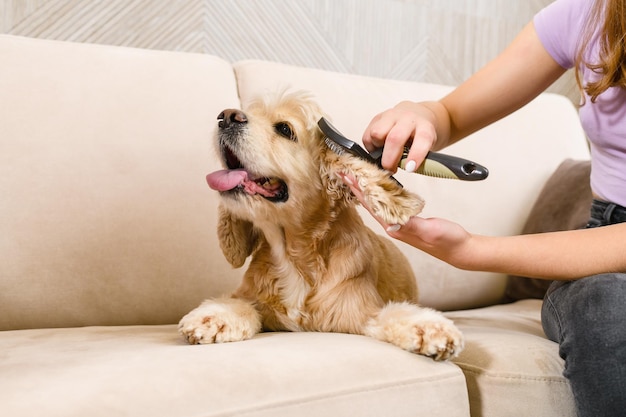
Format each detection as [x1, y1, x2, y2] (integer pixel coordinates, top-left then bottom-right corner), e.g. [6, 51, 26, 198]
[218, 109, 248, 128]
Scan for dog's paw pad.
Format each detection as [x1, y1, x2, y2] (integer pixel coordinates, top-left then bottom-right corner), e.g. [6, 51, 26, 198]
[178, 300, 261, 345]
[415, 321, 464, 361]
[363, 178, 425, 225]
[366, 303, 464, 361]
[178, 315, 231, 344]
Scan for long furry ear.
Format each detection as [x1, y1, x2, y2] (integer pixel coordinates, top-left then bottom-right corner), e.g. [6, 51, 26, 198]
[217, 204, 259, 268]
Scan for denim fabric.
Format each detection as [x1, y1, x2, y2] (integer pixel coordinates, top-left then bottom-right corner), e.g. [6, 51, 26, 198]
[542, 199, 626, 417]
[585, 199, 626, 228]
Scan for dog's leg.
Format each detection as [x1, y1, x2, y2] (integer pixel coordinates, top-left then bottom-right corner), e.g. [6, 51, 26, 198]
[355, 169, 425, 225]
[364, 302, 464, 360]
[325, 153, 424, 225]
[178, 297, 261, 345]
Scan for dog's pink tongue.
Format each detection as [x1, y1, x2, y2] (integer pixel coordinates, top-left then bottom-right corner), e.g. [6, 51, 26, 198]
[206, 169, 248, 191]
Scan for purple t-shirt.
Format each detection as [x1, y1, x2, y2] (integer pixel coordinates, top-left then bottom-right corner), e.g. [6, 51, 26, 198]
[535, 0, 626, 207]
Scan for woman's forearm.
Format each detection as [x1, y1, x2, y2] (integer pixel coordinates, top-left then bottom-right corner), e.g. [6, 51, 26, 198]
[464, 223, 626, 280]
[342, 175, 625, 281]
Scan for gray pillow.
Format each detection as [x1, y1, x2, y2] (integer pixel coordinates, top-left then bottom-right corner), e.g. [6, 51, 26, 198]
[503, 159, 592, 302]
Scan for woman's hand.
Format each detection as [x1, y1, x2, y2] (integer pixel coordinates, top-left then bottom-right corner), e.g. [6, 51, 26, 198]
[341, 172, 626, 280]
[340, 173, 475, 269]
[362, 101, 441, 173]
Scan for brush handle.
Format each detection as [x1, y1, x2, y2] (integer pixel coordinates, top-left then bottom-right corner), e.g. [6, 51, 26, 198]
[317, 117, 487, 181]
[400, 150, 489, 181]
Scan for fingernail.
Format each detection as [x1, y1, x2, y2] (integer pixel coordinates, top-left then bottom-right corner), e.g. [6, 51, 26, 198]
[342, 175, 354, 186]
[405, 160, 417, 173]
[386, 224, 401, 232]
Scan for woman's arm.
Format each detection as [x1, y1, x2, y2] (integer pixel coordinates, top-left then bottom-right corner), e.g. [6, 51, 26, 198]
[342, 174, 626, 280]
[395, 217, 626, 280]
[364, 22, 567, 172]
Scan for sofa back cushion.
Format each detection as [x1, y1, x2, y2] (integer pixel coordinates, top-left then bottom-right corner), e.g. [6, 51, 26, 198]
[0, 36, 242, 330]
[0, 35, 592, 331]
[234, 60, 591, 310]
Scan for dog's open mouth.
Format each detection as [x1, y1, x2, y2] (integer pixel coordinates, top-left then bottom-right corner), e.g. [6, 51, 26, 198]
[206, 146, 289, 202]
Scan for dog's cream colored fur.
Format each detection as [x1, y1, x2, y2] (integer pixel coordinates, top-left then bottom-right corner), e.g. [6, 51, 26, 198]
[179, 91, 463, 360]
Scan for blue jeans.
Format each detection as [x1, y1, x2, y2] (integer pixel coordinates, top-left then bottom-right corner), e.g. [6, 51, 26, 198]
[542, 199, 626, 416]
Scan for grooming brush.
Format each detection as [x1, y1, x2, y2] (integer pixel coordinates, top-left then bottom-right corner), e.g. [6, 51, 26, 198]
[318, 117, 489, 181]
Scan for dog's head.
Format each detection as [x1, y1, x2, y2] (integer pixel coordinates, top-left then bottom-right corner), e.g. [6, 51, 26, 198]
[208, 91, 351, 266]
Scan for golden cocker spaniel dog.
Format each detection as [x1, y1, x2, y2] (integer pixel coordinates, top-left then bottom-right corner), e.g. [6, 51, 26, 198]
[178, 91, 463, 360]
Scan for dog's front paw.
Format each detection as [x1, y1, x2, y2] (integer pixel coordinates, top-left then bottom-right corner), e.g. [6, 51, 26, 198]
[365, 302, 464, 360]
[411, 316, 464, 361]
[178, 297, 261, 345]
[360, 176, 425, 226]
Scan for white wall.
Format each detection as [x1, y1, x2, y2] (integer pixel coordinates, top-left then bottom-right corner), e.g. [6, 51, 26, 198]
[1, 0, 576, 102]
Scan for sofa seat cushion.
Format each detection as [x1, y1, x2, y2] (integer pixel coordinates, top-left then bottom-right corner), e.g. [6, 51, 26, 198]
[446, 300, 575, 417]
[0, 326, 470, 417]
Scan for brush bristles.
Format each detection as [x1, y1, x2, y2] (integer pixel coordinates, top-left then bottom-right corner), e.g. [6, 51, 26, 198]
[324, 137, 346, 155]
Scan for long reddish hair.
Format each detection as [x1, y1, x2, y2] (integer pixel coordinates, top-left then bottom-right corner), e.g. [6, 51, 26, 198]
[576, 0, 626, 103]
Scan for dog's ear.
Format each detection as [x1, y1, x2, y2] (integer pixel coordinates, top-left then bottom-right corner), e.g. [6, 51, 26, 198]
[319, 146, 357, 206]
[217, 205, 259, 268]
[319, 137, 359, 210]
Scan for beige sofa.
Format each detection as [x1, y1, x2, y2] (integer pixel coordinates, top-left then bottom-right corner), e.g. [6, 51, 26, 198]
[0, 35, 590, 417]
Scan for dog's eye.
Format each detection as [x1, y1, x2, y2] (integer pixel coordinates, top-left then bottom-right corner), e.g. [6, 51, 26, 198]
[274, 122, 296, 142]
